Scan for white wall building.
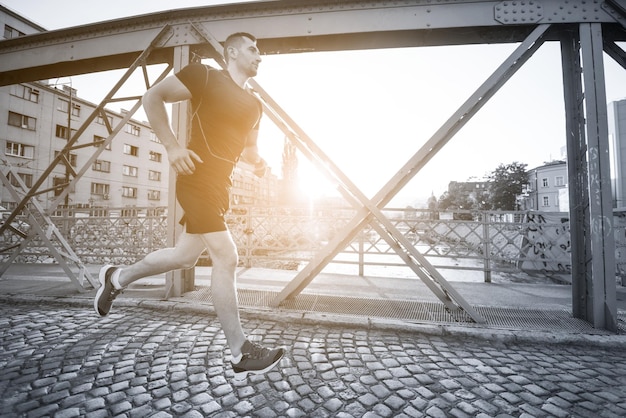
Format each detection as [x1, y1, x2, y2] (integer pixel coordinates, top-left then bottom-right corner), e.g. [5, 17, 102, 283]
[521, 160, 568, 212]
[1, 80, 171, 212]
[609, 98, 626, 209]
[0, 4, 45, 38]
[1, 6, 171, 212]
[0, 5, 282, 215]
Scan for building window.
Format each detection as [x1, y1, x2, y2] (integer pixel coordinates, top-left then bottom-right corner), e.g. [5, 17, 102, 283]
[89, 207, 109, 217]
[54, 151, 77, 167]
[555, 176, 565, 187]
[542, 196, 550, 207]
[123, 144, 139, 156]
[91, 182, 110, 196]
[148, 170, 161, 181]
[5, 141, 34, 159]
[122, 186, 137, 198]
[149, 151, 162, 162]
[7, 172, 33, 188]
[93, 135, 111, 150]
[56, 124, 70, 139]
[96, 114, 113, 126]
[57, 99, 81, 116]
[121, 208, 138, 217]
[8, 111, 36, 130]
[125, 123, 140, 136]
[57, 99, 69, 113]
[11, 85, 39, 103]
[52, 177, 67, 196]
[123, 165, 138, 177]
[541, 178, 549, 187]
[147, 190, 161, 200]
[92, 160, 111, 173]
[150, 131, 160, 143]
[4, 25, 25, 39]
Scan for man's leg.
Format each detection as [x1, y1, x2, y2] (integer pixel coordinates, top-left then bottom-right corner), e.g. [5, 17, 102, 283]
[199, 230, 246, 355]
[117, 232, 206, 288]
[94, 232, 206, 316]
[200, 230, 284, 380]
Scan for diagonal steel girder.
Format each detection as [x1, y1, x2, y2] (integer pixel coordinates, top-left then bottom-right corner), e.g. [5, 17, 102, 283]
[0, 25, 175, 237]
[0, 26, 176, 288]
[197, 23, 548, 322]
[266, 24, 552, 313]
[0, 159, 97, 289]
[192, 25, 480, 320]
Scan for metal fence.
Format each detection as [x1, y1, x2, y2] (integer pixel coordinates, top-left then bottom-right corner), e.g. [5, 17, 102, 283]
[3, 205, 625, 283]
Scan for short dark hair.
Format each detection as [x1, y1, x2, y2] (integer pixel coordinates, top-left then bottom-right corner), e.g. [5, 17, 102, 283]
[224, 32, 257, 61]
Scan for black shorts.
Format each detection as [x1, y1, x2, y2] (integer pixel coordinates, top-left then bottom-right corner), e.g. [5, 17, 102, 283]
[176, 176, 229, 234]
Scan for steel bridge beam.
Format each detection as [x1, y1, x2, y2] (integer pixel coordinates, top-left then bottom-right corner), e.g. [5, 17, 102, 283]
[0, 0, 624, 329]
[0, 0, 625, 86]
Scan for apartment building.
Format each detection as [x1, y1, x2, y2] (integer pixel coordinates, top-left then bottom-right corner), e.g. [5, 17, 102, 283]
[0, 5, 280, 215]
[232, 164, 279, 207]
[1, 4, 45, 38]
[0, 5, 165, 212]
[1, 80, 171, 212]
[520, 160, 568, 212]
[0, 6, 168, 210]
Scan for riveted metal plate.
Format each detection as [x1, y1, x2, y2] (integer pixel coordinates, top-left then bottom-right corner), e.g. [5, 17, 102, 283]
[495, 1, 544, 24]
[543, 0, 607, 23]
[603, 0, 626, 24]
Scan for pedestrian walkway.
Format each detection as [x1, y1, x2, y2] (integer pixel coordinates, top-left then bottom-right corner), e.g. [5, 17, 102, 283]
[1, 298, 626, 417]
[1, 264, 626, 416]
[1, 263, 625, 341]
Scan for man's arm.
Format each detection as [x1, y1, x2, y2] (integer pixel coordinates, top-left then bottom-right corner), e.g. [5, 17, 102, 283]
[240, 130, 267, 177]
[142, 76, 203, 175]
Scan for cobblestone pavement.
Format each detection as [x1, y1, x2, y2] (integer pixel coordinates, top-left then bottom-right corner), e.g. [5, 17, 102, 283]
[1, 302, 626, 418]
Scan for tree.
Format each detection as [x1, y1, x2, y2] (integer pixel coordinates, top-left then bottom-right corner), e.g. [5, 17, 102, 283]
[487, 162, 528, 210]
[437, 190, 473, 211]
[426, 193, 438, 211]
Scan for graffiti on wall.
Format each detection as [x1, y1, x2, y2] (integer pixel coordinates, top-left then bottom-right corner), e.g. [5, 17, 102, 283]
[519, 212, 572, 274]
[613, 210, 626, 280]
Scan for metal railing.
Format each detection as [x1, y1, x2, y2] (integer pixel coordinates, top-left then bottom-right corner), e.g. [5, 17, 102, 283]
[3, 205, 624, 283]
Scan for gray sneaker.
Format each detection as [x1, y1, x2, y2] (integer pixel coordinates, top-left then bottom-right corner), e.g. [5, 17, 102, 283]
[232, 340, 285, 380]
[94, 265, 123, 317]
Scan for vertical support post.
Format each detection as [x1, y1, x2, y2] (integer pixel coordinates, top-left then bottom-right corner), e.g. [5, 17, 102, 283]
[482, 212, 492, 283]
[561, 27, 590, 321]
[579, 23, 618, 331]
[561, 24, 617, 331]
[165, 45, 194, 298]
[245, 209, 252, 269]
[358, 232, 365, 277]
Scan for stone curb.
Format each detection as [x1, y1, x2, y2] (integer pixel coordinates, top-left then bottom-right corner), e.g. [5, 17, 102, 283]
[2, 293, 625, 349]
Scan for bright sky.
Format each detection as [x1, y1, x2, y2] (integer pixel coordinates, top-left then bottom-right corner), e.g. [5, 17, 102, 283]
[3, 0, 626, 206]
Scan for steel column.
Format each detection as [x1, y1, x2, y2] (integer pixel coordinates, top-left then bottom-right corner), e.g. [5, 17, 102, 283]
[579, 23, 618, 330]
[164, 45, 195, 298]
[560, 28, 592, 324]
[562, 24, 618, 331]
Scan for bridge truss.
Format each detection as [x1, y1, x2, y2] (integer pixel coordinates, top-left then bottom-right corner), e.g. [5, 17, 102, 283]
[0, 0, 625, 330]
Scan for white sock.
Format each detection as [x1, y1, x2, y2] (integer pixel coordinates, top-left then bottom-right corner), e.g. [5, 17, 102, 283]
[232, 353, 242, 364]
[111, 268, 124, 290]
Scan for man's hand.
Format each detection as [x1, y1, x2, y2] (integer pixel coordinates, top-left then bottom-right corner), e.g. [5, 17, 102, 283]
[168, 145, 203, 175]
